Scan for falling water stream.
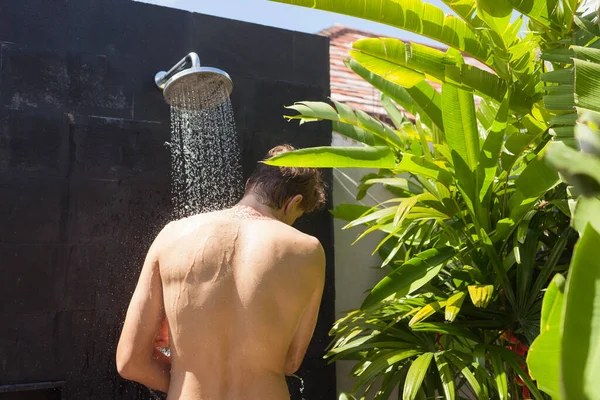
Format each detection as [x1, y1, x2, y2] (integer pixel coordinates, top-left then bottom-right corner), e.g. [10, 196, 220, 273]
[292, 374, 306, 400]
[167, 84, 243, 218]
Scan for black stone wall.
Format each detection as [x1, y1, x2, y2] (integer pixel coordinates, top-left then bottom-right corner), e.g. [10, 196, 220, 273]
[0, 1, 334, 398]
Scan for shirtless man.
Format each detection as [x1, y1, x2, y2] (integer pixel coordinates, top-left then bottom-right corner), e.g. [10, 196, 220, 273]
[116, 145, 327, 399]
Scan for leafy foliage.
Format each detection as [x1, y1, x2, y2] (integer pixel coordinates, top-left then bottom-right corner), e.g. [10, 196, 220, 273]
[528, 111, 600, 399]
[269, 0, 600, 397]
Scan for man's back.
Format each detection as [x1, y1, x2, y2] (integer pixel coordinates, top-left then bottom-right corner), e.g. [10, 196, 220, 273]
[158, 205, 325, 399]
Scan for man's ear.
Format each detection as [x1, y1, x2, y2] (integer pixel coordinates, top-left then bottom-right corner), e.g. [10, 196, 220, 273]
[285, 194, 303, 214]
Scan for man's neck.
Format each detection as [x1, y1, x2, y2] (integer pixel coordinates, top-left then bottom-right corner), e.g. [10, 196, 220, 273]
[236, 195, 282, 221]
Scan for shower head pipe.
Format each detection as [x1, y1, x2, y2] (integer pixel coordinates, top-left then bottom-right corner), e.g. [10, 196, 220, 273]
[154, 52, 201, 89]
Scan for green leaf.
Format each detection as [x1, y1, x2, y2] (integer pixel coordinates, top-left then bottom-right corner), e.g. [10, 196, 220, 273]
[445, 291, 467, 322]
[434, 353, 455, 400]
[541, 68, 574, 84]
[285, 100, 404, 149]
[527, 274, 566, 399]
[264, 146, 397, 169]
[381, 95, 407, 130]
[331, 204, 371, 222]
[490, 350, 508, 400]
[403, 353, 434, 400]
[329, 339, 415, 363]
[375, 364, 409, 400]
[572, 46, 600, 64]
[495, 154, 560, 241]
[445, 352, 489, 400]
[361, 247, 455, 310]
[347, 59, 444, 132]
[270, 0, 492, 65]
[507, 0, 565, 31]
[352, 349, 422, 391]
[574, 58, 600, 113]
[494, 346, 545, 399]
[410, 322, 480, 341]
[468, 284, 494, 308]
[409, 300, 444, 327]
[546, 141, 600, 197]
[344, 206, 397, 229]
[350, 47, 426, 88]
[442, 84, 480, 171]
[350, 38, 507, 102]
[397, 153, 453, 187]
[363, 178, 424, 195]
[562, 224, 600, 399]
[572, 197, 600, 235]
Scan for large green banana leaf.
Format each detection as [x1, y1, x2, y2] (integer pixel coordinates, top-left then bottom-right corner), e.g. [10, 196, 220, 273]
[561, 224, 600, 399]
[527, 273, 566, 399]
[264, 145, 397, 168]
[351, 38, 507, 102]
[270, 0, 492, 66]
[284, 100, 405, 149]
[347, 59, 444, 133]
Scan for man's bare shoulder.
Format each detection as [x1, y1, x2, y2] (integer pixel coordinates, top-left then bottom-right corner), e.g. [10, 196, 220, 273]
[270, 223, 324, 268]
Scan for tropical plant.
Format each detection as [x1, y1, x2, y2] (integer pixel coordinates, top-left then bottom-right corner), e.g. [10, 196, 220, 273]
[527, 115, 600, 399]
[527, 112, 600, 400]
[267, 0, 599, 398]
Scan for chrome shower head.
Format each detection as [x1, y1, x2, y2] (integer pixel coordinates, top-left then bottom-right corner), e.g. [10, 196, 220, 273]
[155, 52, 233, 110]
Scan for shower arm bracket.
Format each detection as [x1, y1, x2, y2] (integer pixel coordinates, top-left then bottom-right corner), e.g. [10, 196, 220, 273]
[155, 52, 201, 89]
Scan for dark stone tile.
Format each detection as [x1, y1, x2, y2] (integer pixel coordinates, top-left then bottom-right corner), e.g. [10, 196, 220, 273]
[305, 302, 336, 360]
[0, 244, 67, 314]
[0, 312, 63, 385]
[249, 78, 329, 134]
[0, 44, 134, 118]
[187, 17, 296, 84]
[100, 242, 146, 313]
[72, 116, 170, 181]
[66, 178, 170, 245]
[66, 377, 156, 400]
[293, 32, 331, 89]
[229, 75, 256, 136]
[63, 242, 139, 312]
[66, 52, 133, 119]
[0, 1, 72, 52]
[0, 45, 70, 111]
[69, 1, 198, 70]
[64, 377, 117, 400]
[0, 109, 70, 179]
[56, 310, 123, 380]
[0, 386, 64, 400]
[130, 77, 170, 124]
[0, 178, 66, 244]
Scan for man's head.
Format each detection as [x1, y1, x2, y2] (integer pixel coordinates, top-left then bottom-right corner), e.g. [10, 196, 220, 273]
[244, 144, 326, 225]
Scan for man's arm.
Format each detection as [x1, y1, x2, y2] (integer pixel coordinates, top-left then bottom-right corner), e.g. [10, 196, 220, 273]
[116, 232, 171, 392]
[284, 243, 326, 376]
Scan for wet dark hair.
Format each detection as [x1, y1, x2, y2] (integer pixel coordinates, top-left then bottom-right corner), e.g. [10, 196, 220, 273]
[244, 144, 326, 213]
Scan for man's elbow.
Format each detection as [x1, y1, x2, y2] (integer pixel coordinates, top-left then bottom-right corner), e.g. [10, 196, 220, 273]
[116, 346, 140, 381]
[284, 357, 301, 376]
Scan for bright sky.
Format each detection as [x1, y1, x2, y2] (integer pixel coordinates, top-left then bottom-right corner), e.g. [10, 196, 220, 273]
[134, 0, 447, 45]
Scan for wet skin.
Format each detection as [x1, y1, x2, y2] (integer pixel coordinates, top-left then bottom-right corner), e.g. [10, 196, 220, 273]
[117, 204, 325, 399]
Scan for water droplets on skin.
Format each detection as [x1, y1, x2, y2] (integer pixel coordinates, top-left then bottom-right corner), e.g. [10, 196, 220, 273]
[168, 84, 243, 218]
